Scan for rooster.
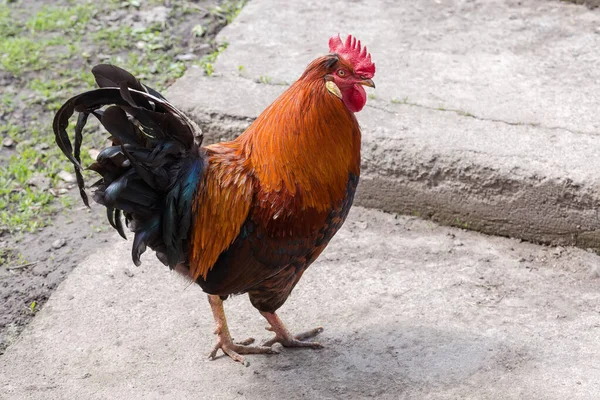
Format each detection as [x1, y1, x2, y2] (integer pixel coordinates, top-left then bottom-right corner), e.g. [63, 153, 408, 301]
[54, 34, 376, 365]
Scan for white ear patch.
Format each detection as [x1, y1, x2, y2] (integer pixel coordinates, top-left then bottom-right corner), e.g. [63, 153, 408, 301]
[326, 81, 342, 99]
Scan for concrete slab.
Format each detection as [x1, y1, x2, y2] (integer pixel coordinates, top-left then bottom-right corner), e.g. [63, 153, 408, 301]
[165, 0, 600, 249]
[1, 207, 599, 399]
[215, 0, 600, 133]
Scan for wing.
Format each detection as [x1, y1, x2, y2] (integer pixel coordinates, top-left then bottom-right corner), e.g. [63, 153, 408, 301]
[189, 143, 254, 281]
[189, 143, 327, 286]
[195, 174, 359, 299]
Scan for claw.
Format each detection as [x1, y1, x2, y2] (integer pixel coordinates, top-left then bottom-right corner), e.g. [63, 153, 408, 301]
[295, 326, 324, 341]
[235, 337, 256, 346]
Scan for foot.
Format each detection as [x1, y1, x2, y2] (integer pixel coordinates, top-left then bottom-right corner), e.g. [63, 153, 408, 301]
[209, 333, 277, 366]
[261, 311, 324, 348]
[207, 295, 278, 366]
[263, 325, 324, 348]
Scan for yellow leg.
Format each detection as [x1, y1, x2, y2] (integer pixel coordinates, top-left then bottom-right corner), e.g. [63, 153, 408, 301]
[207, 295, 277, 366]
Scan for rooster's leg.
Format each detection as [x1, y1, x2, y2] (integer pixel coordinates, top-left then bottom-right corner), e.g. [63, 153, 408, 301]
[260, 311, 324, 348]
[207, 295, 277, 365]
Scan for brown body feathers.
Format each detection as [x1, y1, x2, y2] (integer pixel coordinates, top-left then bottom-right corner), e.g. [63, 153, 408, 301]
[190, 56, 361, 311]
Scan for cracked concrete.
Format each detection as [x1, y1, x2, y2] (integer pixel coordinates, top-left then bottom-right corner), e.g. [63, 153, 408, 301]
[211, 0, 600, 133]
[166, 0, 600, 249]
[369, 100, 594, 136]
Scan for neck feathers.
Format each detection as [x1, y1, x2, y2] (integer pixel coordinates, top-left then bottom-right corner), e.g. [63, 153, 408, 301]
[238, 61, 361, 211]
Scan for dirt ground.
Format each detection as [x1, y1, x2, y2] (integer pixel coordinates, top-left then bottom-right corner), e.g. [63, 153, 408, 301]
[0, 0, 242, 354]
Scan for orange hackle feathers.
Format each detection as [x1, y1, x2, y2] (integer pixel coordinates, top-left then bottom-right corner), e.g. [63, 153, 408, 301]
[189, 55, 362, 280]
[189, 143, 253, 280]
[241, 56, 361, 210]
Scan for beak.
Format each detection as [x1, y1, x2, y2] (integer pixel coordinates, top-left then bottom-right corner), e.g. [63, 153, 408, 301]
[358, 78, 375, 89]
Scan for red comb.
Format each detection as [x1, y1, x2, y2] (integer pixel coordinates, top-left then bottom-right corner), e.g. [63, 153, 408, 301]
[328, 34, 375, 77]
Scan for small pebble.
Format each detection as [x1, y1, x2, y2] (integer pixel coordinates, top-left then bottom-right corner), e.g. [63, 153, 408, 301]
[51, 238, 67, 249]
[2, 137, 14, 147]
[57, 170, 76, 183]
[176, 53, 197, 61]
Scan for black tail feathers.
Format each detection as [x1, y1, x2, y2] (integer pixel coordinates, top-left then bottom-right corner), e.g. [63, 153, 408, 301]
[53, 64, 206, 268]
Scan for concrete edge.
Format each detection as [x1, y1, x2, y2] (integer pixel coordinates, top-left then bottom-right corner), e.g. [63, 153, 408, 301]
[166, 71, 600, 250]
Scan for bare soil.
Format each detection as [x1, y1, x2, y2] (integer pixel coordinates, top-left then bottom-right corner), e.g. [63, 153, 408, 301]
[0, 202, 111, 352]
[0, 0, 239, 354]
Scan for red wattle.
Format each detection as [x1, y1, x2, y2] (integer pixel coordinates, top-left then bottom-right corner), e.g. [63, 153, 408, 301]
[342, 84, 367, 113]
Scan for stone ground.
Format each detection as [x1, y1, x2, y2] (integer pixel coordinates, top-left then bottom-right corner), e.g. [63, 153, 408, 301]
[1, 207, 599, 399]
[1, 0, 600, 399]
[168, 0, 600, 248]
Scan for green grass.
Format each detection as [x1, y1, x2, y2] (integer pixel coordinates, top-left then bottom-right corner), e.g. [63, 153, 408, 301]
[1, 92, 16, 113]
[0, 37, 52, 75]
[92, 21, 189, 86]
[258, 75, 272, 84]
[0, 146, 55, 232]
[0, 247, 24, 267]
[0, 4, 93, 76]
[0, 0, 240, 233]
[211, 0, 246, 24]
[26, 4, 94, 33]
[391, 96, 409, 105]
[198, 42, 229, 76]
[93, 26, 134, 50]
[456, 110, 474, 118]
[0, 6, 21, 38]
[0, 120, 82, 232]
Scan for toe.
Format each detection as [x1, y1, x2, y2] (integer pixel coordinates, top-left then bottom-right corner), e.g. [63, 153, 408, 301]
[222, 346, 249, 366]
[233, 343, 278, 355]
[208, 342, 222, 360]
[294, 326, 324, 341]
[235, 337, 256, 346]
[287, 339, 323, 349]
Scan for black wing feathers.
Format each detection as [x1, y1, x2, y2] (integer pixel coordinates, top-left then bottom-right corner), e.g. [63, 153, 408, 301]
[53, 64, 206, 268]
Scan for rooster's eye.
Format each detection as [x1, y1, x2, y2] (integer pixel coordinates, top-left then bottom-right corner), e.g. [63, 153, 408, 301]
[337, 69, 346, 77]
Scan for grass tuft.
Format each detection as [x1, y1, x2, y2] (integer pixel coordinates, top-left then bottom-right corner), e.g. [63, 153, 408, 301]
[0, 0, 244, 233]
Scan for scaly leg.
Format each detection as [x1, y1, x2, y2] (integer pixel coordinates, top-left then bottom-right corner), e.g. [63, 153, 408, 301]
[207, 295, 277, 366]
[261, 311, 324, 348]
